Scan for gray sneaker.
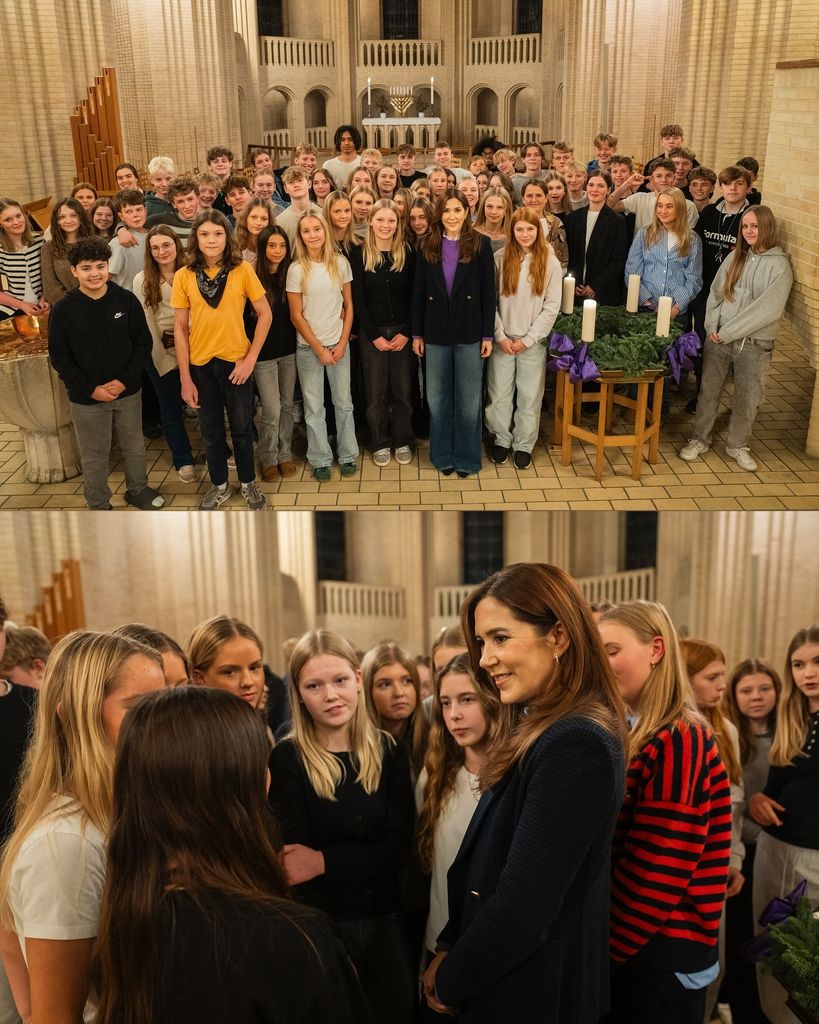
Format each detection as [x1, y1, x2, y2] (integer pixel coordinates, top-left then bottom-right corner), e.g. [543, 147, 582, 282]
[373, 448, 391, 467]
[199, 482, 231, 510]
[241, 481, 266, 510]
[395, 446, 413, 465]
[679, 438, 709, 462]
[725, 446, 758, 472]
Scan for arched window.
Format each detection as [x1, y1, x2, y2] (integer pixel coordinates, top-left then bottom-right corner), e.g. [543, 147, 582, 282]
[462, 513, 504, 585]
[257, 0, 284, 36]
[515, 0, 542, 34]
[382, 0, 419, 40]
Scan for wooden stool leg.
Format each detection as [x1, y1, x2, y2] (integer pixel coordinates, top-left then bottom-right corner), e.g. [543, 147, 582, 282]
[631, 381, 649, 480]
[595, 382, 609, 480]
[648, 376, 664, 464]
[561, 373, 574, 466]
[553, 371, 563, 446]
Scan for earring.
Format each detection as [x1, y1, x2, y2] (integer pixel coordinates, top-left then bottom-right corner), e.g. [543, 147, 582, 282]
[553, 651, 560, 666]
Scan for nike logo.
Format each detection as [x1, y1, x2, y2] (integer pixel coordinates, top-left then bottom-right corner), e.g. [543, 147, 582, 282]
[114, 311, 124, 318]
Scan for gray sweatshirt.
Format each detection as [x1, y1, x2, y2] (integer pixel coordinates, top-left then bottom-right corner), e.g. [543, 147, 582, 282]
[704, 245, 793, 345]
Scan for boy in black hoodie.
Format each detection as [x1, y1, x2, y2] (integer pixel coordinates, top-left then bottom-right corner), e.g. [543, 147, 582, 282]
[48, 237, 165, 510]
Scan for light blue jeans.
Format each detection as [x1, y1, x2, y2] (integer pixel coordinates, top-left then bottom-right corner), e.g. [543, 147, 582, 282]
[295, 343, 359, 468]
[484, 341, 548, 452]
[253, 353, 297, 465]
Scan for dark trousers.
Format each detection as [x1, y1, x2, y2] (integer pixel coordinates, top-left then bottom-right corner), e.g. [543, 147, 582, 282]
[189, 357, 255, 485]
[688, 292, 708, 395]
[602, 959, 708, 1024]
[720, 843, 767, 1023]
[359, 329, 415, 451]
[335, 913, 414, 1024]
[145, 362, 194, 469]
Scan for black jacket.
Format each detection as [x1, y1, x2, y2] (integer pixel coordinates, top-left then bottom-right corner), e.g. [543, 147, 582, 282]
[48, 282, 152, 404]
[564, 205, 628, 307]
[435, 716, 625, 1023]
[411, 234, 496, 346]
[349, 243, 415, 342]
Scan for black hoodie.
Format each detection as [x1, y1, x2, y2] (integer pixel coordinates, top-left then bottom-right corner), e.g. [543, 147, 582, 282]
[48, 282, 152, 404]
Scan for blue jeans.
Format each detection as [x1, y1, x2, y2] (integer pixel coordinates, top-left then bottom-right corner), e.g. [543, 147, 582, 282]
[295, 344, 358, 468]
[425, 342, 483, 475]
[145, 362, 194, 469]
[189, 357, 255, 485]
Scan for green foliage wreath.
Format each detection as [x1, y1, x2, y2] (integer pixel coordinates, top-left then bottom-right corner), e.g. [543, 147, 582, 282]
[547, 307, 684, 376]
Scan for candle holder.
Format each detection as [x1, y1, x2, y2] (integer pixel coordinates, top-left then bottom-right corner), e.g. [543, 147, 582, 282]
[389, 86, 412, 118]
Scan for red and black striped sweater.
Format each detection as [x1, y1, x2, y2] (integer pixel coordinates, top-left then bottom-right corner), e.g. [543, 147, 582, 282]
[610, 719, 732, 973]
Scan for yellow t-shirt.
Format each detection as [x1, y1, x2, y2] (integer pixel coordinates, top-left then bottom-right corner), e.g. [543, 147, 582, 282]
[171, 262, 265, 365]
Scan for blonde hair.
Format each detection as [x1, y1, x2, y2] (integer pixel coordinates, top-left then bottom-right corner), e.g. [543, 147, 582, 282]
[187, 615, 264, 679]
[361, 641, 428, 776]
[362, 199, 407, 272]
[599, 601, 700, 760]
[679, 637, 741, 784]
[0, 631, 162, 929]
[324, 191, 357, 250]
[0, 198, 38, 251]
[288, 630, 385, 800]
[644, 187, 693, 257]
[474, 186, 513, 235]
[770, 625, 819, 766]
[721, 206, 780, 303]
[292, 212, 343, 293]
[147, 156, 175, 176]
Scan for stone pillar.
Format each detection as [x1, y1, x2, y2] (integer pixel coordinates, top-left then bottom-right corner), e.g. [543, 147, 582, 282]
[276, 511, 317, 636]
[568, 512, 622, 578]
[562, 0, 606, 155]
[504, 512, 572, 569]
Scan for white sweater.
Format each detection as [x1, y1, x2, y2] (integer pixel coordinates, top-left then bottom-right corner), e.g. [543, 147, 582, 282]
[493, 250, 562, 348]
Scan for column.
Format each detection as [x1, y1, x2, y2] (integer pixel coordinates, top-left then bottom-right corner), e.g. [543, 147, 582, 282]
[561, 0, 606, 154]
[276, 511, 317, 635]
[504, 511, 572, 569]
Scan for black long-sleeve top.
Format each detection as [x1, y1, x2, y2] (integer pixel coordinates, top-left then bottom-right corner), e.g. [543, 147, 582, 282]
[47, 282, 152, 403]
[348, 244, 415, 342]
[243, 294, 296, 361]
[268, 735, 415, 920]
[763, 711, 819, 849]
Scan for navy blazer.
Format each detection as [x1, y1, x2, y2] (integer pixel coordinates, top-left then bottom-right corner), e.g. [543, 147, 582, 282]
[411, 234, 496, 346]
[435, 716, 625, 1024]
[564, 205, 628, 307]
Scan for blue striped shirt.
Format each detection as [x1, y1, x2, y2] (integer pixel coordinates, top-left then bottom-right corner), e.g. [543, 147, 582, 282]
[625, 228, 703, 313]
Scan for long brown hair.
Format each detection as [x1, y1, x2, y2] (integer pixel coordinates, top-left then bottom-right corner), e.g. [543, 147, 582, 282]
[721, 205, 779, 302]
[723, 657, 781, 765]
[95, 687, 297, 1024]
[679, 637, 741, 784]
[361, 641, 429, 777]
[463, 563, 628, 789]
[185, 209, 243, 270]
[49, 197, 92, 259]
[417, 652, 501, 872]
[141, 226, 185, 310]
[419, 188, 484, 265]
[770, 625, 819, 766]
[499, 206, 552, 297]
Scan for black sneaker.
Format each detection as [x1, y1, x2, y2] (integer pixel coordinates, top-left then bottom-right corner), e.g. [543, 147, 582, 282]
[490, 444, 510, 464]
[513, 451, 532, 470]
[685, 398, 698, 414]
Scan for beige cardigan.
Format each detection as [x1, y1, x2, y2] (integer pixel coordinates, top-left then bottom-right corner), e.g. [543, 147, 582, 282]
[132, 272, 179, 376]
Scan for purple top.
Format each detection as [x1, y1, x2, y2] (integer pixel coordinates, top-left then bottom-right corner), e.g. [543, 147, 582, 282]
[442, 236, 460, 295]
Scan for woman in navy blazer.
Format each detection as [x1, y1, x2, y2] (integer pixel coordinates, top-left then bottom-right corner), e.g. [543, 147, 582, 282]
[412, 189, 495, 477]
[564, 171, 628, 307]
[422, 563, 628, 1023]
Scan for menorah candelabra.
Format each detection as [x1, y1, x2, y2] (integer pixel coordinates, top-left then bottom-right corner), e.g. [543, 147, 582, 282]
[389, 85, 413, 117]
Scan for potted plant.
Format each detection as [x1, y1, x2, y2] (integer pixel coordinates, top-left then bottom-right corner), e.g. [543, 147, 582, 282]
[762, 897, 819, 1024]
[376, 95, 390, 119]
[416, 98, 429, 118]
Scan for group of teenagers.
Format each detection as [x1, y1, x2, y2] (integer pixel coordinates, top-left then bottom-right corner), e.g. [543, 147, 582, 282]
[0, 569, 817, 1024]
[0, 122, 795, 507]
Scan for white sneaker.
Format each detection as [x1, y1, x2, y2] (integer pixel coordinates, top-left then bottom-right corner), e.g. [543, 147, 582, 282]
[726, 446, 758, 472]
[177, 464, 198, 483]
[395, 446, 413, 465]
[679, 438, 709, 462]
[373, 448, 391, 467]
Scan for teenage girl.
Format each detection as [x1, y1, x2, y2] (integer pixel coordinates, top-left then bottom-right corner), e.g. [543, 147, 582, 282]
[286, 212, 358, 481]
[245, 225, 298, 481]
[520, 179, 569, 268]
[681, 206, 794, 474]
[187, 614, 266, 710]
[486, 206, 562, 471]
[542, 170, 573, 222]
[409, 179, 432, 203]
[133, 225, 198, 483]
[407, 197, 433, 248]
[350, 186, 376, 238]
[235, 197, 276, 265]
[0, 198, 48, 321]
[722, 657, 782, 1024]
[362, 641, 429, 780]
[412, 188, 496, 477]
[748, 626, 819, 1024]
[458, 177, 481, 222]
[0, 631, 164, 1023]
[113, 621, 192, 687]
[474, 186, 514, 253]
[324, 191, 358, 256]
[349, 199, 416, 468]
[95, 686, 371, 1024]
[392, 187, 413, 225]
[598, 602, 732, 1024]
[172, 209, 272, 511]
[267, 630, 416, 1024]
[309, 168, 336, 207]
[374, 165, 399, 201]
[90, 198, 118, 241]
[40, 198, 91, 303]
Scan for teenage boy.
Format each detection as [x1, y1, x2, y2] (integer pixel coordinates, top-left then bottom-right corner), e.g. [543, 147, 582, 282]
[147, 177, 200, 242]
[551, 141, 575, 174]
[223, 175, 252, 224]
[670, 146, 697, 195]
[0, 626, 51, 689]
[610, 156, 636, 241]
[251, 148, 274, 174]
[586, 132, 617, 173]
[360, 148, 384, 176]
[649, 123, 700, 168]
[564, 161, 589, 209]
[293, 143, 318, 175]
[492, 148, 518, 178]
[608, 159, 699, 230]
[688, 167, 717, 213]
[114, 162, 141, 191]
[322, 125, 362, 189]
[275, 167, 321, 247]
[253, 169, 287, 210]
[511, 142, 546, 196]
[48, 238, 164, 509]
[424, 141, 470, 181]
[206, 145, 234, 215]
[736, 156, 762, 205]
[144, 156, 176, 217]
[396, 144, 425, 188]
[195, 171, 220, 210]
[109, 190, 149, 290]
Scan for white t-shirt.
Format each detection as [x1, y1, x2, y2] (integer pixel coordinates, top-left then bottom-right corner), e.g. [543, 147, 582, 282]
[415, 765, 481, 953]
[286, 255, 352, 348]
[322, 155, 361, 190]
[585, 210, 600, 252]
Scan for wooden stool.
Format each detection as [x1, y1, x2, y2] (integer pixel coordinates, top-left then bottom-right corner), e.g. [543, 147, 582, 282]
[554, 369, 665, 480]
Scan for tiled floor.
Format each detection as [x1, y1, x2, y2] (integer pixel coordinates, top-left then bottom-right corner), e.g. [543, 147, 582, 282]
[1, 332, 816, 511]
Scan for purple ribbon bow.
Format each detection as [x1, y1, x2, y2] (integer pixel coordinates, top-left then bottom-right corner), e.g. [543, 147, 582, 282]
[547, 331, 600, 383]
[740, 879, 808, 963]
[665, 330, 701, 384]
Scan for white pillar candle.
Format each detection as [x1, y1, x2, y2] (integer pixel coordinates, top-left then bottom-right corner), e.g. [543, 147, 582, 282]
[367, 77, 372, 106]
[656, 295, 673, 337]
[626, 274, 641, 313]
[581, 299, 597, 342]
[561, 275, 575, 315]
[430, 76, 434, 104]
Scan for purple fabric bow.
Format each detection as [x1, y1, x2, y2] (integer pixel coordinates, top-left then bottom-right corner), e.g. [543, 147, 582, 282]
[740, 879, 808, 963]
[547, 332, 600, 383]
[665, 330, 702, 384]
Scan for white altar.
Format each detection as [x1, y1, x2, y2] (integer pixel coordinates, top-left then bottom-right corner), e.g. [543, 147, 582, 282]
[362, 117, 442, 151]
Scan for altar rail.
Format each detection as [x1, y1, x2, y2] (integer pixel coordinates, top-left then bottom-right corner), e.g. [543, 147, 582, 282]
[264, 129, 292, 149]
[259, 36, 335, 68]
[511, 126, 540, 145]
[468, 33, 541, 65]
[474, 125, 499, 141]
[360, 39, 442, 67]
[318, 581, 406, 620]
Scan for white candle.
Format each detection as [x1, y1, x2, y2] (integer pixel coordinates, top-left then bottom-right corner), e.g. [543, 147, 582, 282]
[581, 299, 597, 342]
[626, 273, 641, 313]
[430, 76, 434, 104]
[367, 77, 372, 107]
[561, 275, 575, 315]
[656, 295, 673, 337]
